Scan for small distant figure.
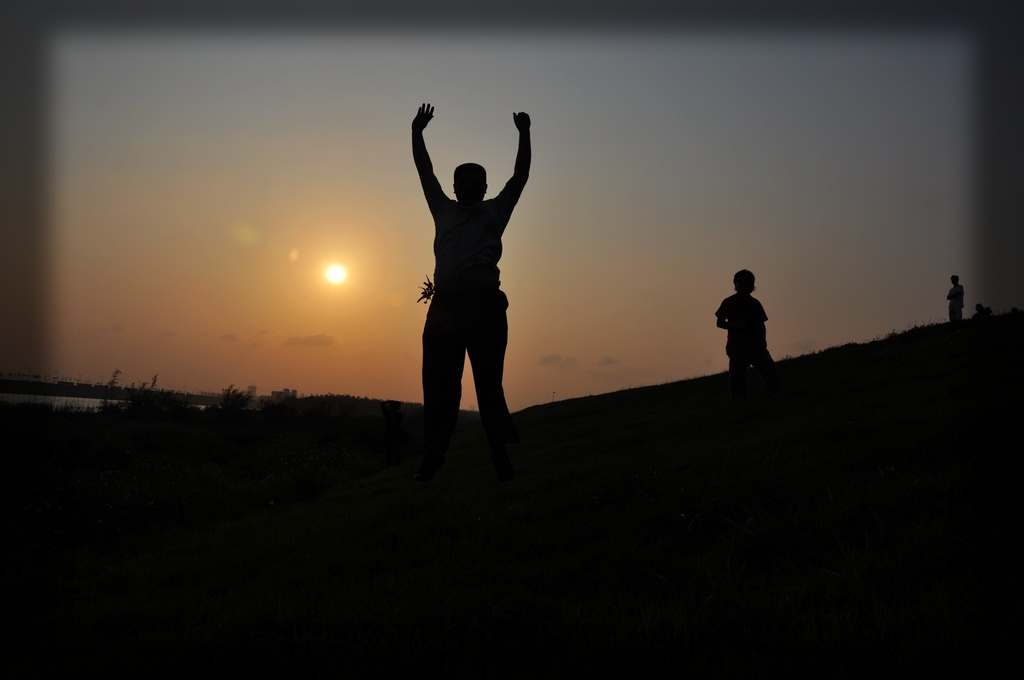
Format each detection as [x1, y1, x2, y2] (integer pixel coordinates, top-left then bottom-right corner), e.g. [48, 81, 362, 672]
[381, 400, 406, 466]
[972, 303, 993, 320]
[715, 269, 780, 400]
[410, 103, 530, 482]
[947, 275, 964, 322]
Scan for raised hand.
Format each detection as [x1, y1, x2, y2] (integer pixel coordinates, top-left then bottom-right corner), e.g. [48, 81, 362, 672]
[413, 103, 435, 132]
[513, 111, 531, 131]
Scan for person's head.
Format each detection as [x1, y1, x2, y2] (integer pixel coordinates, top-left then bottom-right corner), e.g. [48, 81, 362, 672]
[454, 163, 487, 205]
[733, 269, 755, 295]
[951, 275, 959, 285]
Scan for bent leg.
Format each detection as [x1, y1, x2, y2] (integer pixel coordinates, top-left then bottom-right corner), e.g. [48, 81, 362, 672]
[751, 349, 780, 396]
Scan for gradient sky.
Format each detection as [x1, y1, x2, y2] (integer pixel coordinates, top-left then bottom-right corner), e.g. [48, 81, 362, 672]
[46, 30, 972, 410]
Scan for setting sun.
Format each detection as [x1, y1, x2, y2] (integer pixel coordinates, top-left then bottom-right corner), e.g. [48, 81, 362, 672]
[325, 264, 347, 285]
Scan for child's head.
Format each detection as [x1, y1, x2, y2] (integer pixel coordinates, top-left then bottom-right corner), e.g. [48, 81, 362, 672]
[733, 269, 755, 295]
[454, 163, 487, 205]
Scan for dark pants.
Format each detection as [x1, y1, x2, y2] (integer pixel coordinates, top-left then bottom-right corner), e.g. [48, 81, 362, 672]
[727, 343, 780, 399]
[422, 286, 519, 456]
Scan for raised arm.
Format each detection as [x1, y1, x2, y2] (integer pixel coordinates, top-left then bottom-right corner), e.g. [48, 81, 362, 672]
[512, 111, 531, 181]
[412, 103, 436, 184]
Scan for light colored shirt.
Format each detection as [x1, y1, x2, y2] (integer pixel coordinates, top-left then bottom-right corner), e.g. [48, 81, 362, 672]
[947, 284, 964, 309]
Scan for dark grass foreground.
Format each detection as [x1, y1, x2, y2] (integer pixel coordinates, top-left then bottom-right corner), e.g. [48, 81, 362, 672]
[6, 315, 1022, 677]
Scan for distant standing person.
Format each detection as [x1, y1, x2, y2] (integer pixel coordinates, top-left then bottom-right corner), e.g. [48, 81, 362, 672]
[410, 103, 531, 482]
[947, 275, 964, 322]
[715, 269, 780, 400]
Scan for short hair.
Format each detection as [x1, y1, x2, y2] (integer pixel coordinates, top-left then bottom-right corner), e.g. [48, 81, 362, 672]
[733, 269, 755, 294]
[454, 163, 486, 184]
[951, 275, 959, 283]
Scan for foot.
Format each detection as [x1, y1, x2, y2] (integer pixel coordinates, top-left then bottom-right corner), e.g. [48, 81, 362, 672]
[413, 454, 444, 482]
[491, 448, 515, 482]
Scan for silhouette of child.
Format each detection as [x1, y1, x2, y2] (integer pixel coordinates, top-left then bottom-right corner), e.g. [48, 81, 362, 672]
[715, 270, 780, 400]
[410, 103, 530, 482]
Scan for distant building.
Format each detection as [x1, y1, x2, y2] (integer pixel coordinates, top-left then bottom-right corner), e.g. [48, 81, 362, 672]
[246, 385, 257, 396]
[270, 388, 298, 401]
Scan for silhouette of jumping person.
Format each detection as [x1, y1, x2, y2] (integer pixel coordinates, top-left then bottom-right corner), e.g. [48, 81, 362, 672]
[715, 269, 780, 400]
[411, 103, 531, 482]
[947, 275, 964, 322]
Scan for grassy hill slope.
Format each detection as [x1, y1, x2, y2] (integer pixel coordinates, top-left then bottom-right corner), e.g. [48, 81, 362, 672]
[8, 314, 1021, 677]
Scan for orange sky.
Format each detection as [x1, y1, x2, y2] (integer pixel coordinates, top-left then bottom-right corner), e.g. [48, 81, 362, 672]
[44, 32, 973, 410]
